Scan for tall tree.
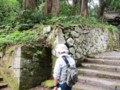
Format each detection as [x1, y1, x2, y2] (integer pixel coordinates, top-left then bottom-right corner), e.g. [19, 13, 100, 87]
[45, 0, 52, 16]
[22, 0, 36, 9]
[51, 0, 59, 16]
[80, 0, 88, 17]
[98, 0, 106, 20]
[45, 0, 59, 16]
[73, 0, 77, 5]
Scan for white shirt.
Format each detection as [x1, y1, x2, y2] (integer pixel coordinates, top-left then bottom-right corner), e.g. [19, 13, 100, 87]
[53, 54, 76, 83]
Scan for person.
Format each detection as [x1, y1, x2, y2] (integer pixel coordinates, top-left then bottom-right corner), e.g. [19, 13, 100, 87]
[53, 44, 76, 90]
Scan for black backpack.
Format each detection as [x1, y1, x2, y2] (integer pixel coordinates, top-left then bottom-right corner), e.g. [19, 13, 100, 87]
[62, 56, 78, 87]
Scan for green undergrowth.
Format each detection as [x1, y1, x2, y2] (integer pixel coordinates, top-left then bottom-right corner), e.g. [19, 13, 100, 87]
[0, 30, 42, 51]
[0, 30, 38, 44]
[41, 80, 54, 88]
[47, 15, 118, 32]
[0, 15, 118, 51]
[0, 24, 47, 48]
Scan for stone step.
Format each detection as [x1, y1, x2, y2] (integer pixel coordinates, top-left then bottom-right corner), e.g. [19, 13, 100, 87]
[89, 55, 120, 60]
[81, 63, 120, 72]
[88, 52, 120, 60]
[85, 58, 120, 66]
[77, 75, 120, 90]
[78, 68, 120, 79]
[73, 82, 106, 90]
[0, 82, 8, 89]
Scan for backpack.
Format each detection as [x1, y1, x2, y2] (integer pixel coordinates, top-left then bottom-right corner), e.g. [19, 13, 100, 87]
[62, 56, 78, 87]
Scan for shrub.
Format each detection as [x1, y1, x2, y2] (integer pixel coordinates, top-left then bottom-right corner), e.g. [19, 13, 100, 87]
[0, 0, 20, 25]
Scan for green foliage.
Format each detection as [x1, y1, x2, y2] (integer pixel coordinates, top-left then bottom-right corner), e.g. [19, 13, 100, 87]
[0, 30, 40, 46]
[41, 80, 54, 88]
[33, 50, 42, 57]
[47, 15, 98, 27]
[14, 9, 46, 29]
[108, 0, 120, 11]
[19, 10, 46, 23]
[59, 2, 73, 16]
[59, 1, 81, 16]
[89, 6, 99, 17]
[0, 0, 20, 25]
[47, 15, 118, 32]
[104, 25, 118, 33]
[17, 23, 34, 31]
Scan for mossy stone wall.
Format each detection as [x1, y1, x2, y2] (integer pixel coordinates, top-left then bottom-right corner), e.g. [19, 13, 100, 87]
[19, 46, 52, 90]
[46, 26, 119, 66]
[1, 45, 52, 90]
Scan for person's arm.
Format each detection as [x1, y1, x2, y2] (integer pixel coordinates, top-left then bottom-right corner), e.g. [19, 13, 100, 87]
[53, 58, 61, 90]
[53, 78, 59, 90]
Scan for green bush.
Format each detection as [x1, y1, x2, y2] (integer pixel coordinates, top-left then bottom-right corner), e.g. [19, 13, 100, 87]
[0, 30, 39, 46]
[17, 10, 46, 24]
[47, 15, 118, 32]
[0, 0, 20, 25]
[13, 9, 46, 30]
[59, 2, 73, 16]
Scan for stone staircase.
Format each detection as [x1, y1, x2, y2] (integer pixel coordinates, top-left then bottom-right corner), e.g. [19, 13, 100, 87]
[73, 51, 120, 90]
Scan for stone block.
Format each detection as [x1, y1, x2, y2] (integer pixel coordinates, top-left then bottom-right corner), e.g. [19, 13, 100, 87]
[67, 38, 74, 46]
[71, 31, 79, 38]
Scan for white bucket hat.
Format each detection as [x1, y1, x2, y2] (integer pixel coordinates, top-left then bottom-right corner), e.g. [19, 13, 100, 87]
[55, 44, 69, 53]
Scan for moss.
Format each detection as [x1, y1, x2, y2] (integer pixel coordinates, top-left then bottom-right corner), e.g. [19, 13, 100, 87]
[107, 31, 119, 50]
[0, 66, 18, 90]
[41, 80, 54, 88]
[0, 46, 19, 90]
[6, 48, 14, 55]
[20, 46, 52, 90]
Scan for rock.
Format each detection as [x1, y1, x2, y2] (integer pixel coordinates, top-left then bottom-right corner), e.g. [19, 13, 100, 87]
[43, 26, 51, 34]
[75, 52, 81, 59]
[64, 32, 70, 39]
[78, 47, 83, 54]
[71, 31, 79, 38]
[69, 47, 75, 54]
[67, 38, 74, 46]
[54, 29, 66, 45]
[83, 30, 90, 34]
[75, 26, 82, 33]
[79, 35, 85, 43]
[75, 38, 80, 43]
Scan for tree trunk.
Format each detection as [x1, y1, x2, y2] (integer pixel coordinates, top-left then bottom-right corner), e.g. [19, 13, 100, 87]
[45, 0, 59, 16]
[80, 0, 88, 17]
[73, 0, 77, 5]
[22, 0, 36, 9]
[98, 0, 106, 20]
[51, 0, 59, 16]
[45, 0, 52, 16]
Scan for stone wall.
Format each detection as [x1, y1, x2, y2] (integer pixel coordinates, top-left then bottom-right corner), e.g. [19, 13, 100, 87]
[118, 25, 120, 47]
[46, 25, 119, 64]
[1, 45, 52, 90]
[1, 25, 119, 90]
[63, 27, 115, 59]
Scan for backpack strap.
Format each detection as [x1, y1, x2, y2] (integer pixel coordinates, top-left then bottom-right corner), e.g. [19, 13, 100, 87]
[62, 56, 70, 67]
